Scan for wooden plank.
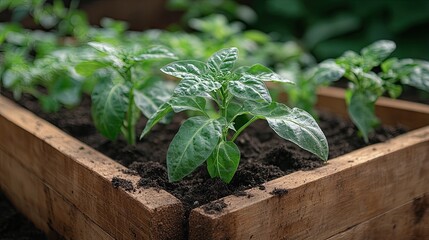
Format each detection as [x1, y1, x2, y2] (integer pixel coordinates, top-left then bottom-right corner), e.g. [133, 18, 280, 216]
[0, 149, 113, 240]
[0, 96, 184, 240]
[189, 113, 429, 238]
[327, 194, 429, 240]
[316, 87, 429, 129]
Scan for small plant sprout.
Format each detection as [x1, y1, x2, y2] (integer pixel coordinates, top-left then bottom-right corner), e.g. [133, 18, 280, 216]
[75, 42, 177, 145]
[324, 40, 429, 142]
[141, 47, 329, 183]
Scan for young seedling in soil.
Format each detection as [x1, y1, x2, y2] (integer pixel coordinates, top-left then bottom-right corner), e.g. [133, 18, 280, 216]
[141, 47, 328, 183]
[324, 40, 429, 142]
[75, 42, 177, 144]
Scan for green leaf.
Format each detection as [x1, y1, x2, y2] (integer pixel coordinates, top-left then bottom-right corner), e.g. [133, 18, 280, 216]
[385, 82, 402, 98]
[228, 76, 272, 102]
[352, 69, 384, 96]
[207, 47, 238, 75]
[174, 75, 221, 96]
[400, 60, 429, 92]
[140, 102, 173, 138]
[226, 100, 246, 122]
[207, 141, 240, 183]
[348, 91, 379, 143]
[161, 60, 207, 78]
[133, 45, 177, 61]
[134, 81, 172, 119]
[251, 102, 329, 160]
[169, 96, 206, 113]
[50, 77, 82, 106]
[241, 64, 293, 83]
[381, 58, 398, 73]
[385, 58, 416, 81]
[311, 61, 345, 84]
[75, 60, 108, 77]
[335, 50, 362, 73]
[361, 40, 396, 70]
[91, 79, 129, 140]
[88, 42, 118, 55]
[167, 116, 223, 182]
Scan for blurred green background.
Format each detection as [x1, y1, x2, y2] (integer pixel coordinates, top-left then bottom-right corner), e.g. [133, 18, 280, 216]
[168, 0, 429, 61]
[250, 0, 429, 61]
[1, 0, 428, 61]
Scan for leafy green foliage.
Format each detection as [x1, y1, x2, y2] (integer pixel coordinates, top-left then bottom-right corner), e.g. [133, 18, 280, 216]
[1, 0, 89, 40]
[76, 42, 177, 144]
[249, 102, 328, 159]
[92, 79, 129, 140]
[167, 0, 257, 25]
[314, 40, 429, 142]
[207, 141, 240, 183]
[0, 26, 86, 112]
[167, 116, 223, 182]
[142, 47, 328, 183]
[283, 60, 344, 116]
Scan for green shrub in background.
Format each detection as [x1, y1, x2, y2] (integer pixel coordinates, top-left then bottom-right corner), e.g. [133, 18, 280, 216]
[0, 0, 89, 40]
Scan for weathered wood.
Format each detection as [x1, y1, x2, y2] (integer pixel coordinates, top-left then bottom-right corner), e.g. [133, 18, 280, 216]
[0, 96, 184, 240]
[189, 87, 429, 240]
[2, 87, 429, 239]
[190, 127, 429, 239]
[316, 87, 429, 129]
[0, 150, 112, 240]
[327, 194, 429, 240]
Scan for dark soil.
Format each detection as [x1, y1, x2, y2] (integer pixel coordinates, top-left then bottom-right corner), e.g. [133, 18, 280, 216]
[111, 177, 134, 192]
[0, 192, 46, 240]
[202, 200, 228, 214]
[270, 188, 289, 197]
[0, 90, 407, 234]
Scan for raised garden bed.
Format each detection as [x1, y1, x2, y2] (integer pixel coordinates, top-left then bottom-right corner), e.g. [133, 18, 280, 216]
[1, 87, 428, 239]
[0, 95, 184, 239]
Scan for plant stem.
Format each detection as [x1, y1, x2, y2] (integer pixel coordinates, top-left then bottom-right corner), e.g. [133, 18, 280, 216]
[126, 88, 135, 145]
[231, 116, 259, 141]
[124, 67, 135, 145]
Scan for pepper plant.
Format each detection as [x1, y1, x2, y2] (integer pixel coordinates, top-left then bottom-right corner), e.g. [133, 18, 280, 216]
[323, 40, 429, 142]
[75, 42, 177, 145]
[141, 47, 328, 183]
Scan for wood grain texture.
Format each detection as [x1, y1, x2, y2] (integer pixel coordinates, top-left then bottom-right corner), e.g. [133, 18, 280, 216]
[0, 96, 184, 240]
[327, 194, 429, 240]
[190, 127, 429, 240]
[0, 150, 112, 240]
[189, 87, 429, 240]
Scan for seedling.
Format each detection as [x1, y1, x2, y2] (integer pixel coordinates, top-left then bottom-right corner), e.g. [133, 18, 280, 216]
[75, 42, 176, 145]
[141, 47, 328, 183]
[323, 40, 429, 142]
